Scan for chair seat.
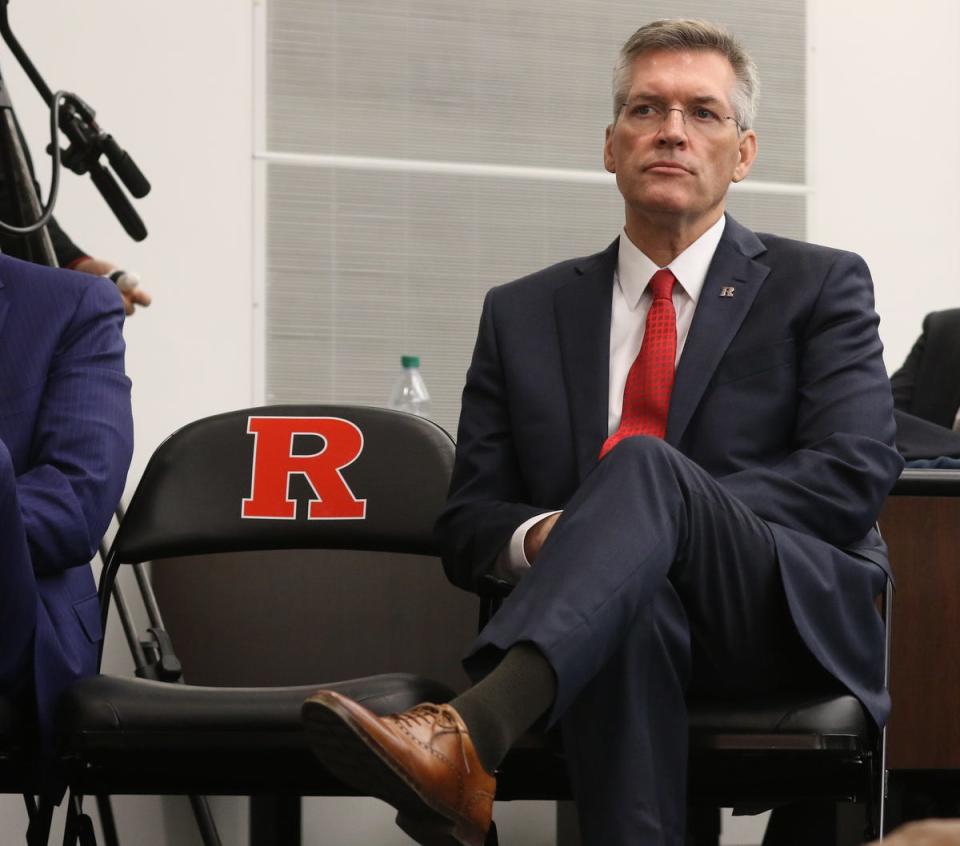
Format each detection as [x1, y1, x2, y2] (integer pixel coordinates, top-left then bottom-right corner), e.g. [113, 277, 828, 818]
[495, 692, 874, 803]
[689, 693, 875, 808]
[689, 692, 870, 751]
[57, 672, 455, 796]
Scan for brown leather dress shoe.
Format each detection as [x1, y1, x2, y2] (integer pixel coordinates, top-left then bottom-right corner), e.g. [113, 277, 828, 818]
[302, 691, 495, 846]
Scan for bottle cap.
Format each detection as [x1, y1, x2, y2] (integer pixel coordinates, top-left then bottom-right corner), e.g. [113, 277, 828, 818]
[401, 355, 420, 368]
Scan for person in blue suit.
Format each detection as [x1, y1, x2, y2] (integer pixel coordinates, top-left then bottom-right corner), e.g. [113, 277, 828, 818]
[303, 19, 903, 846]
[0, 253, 133, 760]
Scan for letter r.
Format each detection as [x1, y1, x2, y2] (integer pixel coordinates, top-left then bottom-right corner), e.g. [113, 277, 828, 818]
[241, 416, 367, 520]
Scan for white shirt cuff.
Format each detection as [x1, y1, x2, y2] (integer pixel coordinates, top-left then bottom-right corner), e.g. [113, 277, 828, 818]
[493, 510, 563, 583]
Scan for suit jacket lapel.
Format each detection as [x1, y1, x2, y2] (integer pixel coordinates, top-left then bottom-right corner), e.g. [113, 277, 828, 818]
[555, 239, 617, 481]
[666, 216, 771, 445]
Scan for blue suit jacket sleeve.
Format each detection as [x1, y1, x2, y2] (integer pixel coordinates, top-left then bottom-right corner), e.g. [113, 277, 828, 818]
[716, 251, 903, 546]
[15, 276, 133, 575]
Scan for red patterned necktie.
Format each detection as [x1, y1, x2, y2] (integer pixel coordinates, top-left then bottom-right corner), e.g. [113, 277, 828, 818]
[599, 268, 677, 459]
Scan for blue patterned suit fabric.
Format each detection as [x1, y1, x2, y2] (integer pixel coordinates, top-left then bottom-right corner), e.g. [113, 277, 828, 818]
[0, 253, 133, 756]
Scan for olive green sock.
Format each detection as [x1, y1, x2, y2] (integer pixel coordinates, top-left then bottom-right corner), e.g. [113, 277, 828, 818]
[450, 642, 557, 774]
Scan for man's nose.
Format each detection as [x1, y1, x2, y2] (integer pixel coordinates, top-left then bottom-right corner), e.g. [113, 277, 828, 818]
[658, 109, 687, 144]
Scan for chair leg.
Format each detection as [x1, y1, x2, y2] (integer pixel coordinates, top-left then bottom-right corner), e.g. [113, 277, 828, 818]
[188, 795, 224, 846]
[249, 795, 300, 846]
[556, 800, 581, 846]
[62, 794, 97, 846]
[762, 803, 837, 845]
[25, 796, 53, 846]
[94, 797, 120, 846]
[686, 805, 721, 845]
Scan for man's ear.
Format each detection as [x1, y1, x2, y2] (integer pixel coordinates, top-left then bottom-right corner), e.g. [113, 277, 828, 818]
[603, 124, 616, 174]
[732, 129, 758, 183]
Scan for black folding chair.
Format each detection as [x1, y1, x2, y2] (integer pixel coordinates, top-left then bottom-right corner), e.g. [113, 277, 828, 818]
[55, 405, 459, 844]
[57, 402, 890, 845]
[481, 574, 890, 844]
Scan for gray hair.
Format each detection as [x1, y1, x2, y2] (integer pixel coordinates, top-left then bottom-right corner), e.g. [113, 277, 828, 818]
[612, 19, 759, 130]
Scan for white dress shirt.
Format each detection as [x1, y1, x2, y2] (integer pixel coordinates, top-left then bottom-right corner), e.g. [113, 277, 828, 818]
[495, 216, 727, 581]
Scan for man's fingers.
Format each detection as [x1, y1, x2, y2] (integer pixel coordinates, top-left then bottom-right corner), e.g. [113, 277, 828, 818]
[121, 287, 152, 315]
[131, 288, 152, 307]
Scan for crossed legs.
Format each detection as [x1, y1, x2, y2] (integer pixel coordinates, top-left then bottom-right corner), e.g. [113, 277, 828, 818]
[305, 437, 832, 845]
[463, 436, 829, 844]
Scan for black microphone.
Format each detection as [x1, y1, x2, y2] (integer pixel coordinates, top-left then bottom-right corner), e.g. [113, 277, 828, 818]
[101, 134, 150, 198]
[88, 161, 147, 241]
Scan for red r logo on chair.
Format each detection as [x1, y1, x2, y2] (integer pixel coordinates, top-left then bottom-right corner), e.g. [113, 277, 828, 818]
[241, 416, 367, 520]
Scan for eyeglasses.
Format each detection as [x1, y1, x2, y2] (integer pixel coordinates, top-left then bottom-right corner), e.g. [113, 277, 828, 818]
[618, 101, 741, 137]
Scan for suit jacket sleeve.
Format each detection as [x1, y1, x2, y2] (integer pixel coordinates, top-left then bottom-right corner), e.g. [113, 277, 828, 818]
[16, 276, 133, 576]
[718, 251, 903, 546]
[48, 215, 88, 269]
[436, 288, 546, 592]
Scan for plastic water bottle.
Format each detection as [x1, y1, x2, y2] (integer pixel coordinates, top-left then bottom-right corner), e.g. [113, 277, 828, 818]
[389, 355, 431, 418]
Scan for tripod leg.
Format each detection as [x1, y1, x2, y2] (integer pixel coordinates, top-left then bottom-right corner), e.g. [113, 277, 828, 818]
[189, 795, 223, 846]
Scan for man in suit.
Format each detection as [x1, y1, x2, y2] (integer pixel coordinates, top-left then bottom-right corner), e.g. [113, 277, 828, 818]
[303, 19, 903, 845]
[889, 309, 960, 464]
[0, 253, 133, 764]
[892, 309, 960, 429]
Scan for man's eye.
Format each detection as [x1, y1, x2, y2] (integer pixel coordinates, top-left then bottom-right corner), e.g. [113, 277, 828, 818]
[692, 107, 719, 122]
[631, 104, 657, 117]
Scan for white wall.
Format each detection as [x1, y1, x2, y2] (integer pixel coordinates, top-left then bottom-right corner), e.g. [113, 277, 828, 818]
[1, 1, 957, 844]
[1, 0, 253, 843]
[3, 0, 257, 490]
[808, 0, 960, 373]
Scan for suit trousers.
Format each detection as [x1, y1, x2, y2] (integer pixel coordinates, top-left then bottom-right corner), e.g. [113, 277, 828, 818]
[465, 436, 835, 846]
[0, 440, 37, 695]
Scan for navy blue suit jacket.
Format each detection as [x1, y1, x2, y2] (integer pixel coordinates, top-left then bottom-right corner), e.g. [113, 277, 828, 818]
[0, 254, 133, 741]
[437, 215, 904, 724]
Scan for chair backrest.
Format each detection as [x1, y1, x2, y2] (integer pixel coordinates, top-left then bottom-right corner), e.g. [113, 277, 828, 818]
[100, 405, 456, 617]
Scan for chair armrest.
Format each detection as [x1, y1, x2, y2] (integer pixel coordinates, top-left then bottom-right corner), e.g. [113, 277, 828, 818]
[136, 627, 184, 683]
[892, 469, 960, 496]
[478, 575, 514, 630]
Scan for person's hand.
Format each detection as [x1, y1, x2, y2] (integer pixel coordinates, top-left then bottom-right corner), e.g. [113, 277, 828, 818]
[871, 820, 960, 845]
[524, 512, 561, 563]
[71, 257, 153, 316]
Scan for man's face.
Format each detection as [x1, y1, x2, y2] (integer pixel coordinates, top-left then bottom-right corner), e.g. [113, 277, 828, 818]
[603, 49, 757, 229]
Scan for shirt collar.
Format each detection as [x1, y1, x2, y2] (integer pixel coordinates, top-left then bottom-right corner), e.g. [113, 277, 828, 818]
[616, 214, 726, 309]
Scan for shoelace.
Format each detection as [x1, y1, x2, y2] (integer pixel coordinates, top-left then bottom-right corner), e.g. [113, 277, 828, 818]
[391, 704, 472, 774]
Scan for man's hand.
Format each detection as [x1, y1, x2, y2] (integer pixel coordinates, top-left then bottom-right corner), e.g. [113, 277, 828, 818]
[523, 512, 561, 564]
[71, 257, 153, 316]
[871, 820, 960, 845]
